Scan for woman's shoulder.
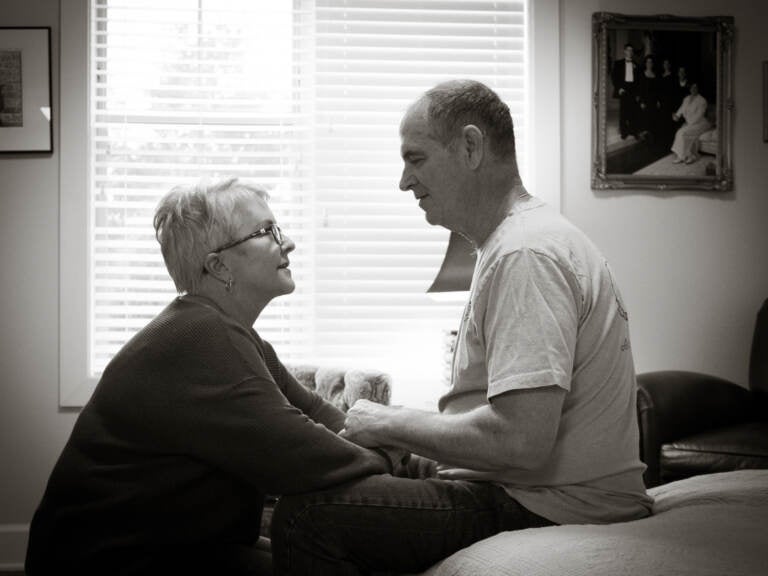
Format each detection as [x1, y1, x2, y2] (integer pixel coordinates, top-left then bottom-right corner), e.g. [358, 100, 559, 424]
[162, 297, 271, 383]
[140, 297, 257, 364]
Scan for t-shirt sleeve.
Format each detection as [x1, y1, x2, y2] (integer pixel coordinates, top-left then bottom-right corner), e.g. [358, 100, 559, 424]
[482, 248, 579, 398]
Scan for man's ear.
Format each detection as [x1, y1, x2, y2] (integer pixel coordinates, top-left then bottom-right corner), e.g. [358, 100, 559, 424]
[461, 124, 484, 170]
[203, 252, 230, 283]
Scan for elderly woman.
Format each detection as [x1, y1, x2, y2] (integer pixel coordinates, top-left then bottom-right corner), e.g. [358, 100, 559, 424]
[25, 178, 393, 575]
[670, 81, 711, 164]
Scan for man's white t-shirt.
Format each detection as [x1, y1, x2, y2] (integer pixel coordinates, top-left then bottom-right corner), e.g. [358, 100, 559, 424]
[439, 195, 653, 525]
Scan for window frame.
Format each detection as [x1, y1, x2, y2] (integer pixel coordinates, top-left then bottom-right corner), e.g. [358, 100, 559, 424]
[59, 0, 561, 407]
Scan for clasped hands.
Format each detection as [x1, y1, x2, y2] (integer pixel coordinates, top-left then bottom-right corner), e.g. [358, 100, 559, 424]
[339, 399, 410, 473]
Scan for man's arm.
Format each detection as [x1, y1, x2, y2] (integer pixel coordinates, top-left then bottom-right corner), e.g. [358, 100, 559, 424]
[341, 385, 565, 472]
[343, 248, 576, 472]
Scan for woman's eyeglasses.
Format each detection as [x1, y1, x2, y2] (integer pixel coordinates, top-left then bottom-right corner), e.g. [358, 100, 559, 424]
[210, 224, 284, 254]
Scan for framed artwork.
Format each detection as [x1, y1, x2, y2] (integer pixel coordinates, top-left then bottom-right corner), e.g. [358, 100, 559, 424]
[592, 13, 734, 191]
[0, 27, 52, 153]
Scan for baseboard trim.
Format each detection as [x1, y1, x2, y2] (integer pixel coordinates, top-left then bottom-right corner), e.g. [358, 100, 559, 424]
[0, 524, 28, 570]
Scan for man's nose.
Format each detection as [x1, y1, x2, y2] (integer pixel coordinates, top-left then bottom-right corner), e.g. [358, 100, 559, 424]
[399, 168, 415, 191]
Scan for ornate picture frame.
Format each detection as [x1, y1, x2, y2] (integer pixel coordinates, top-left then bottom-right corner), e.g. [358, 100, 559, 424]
[592, 13, 734, 191]
[0, 27, 53, 153]
[763, 61, 768, 143]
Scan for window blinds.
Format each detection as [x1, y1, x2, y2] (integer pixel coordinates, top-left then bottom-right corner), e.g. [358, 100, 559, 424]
[89, 0, 527, 403]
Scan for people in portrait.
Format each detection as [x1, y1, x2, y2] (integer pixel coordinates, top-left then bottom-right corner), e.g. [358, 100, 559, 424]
[611, 43, 640, 139]
[671, 81, 711, 164]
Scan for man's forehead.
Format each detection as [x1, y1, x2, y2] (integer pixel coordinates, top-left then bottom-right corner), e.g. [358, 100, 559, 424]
[400, 127, 436, 158]
[400, 98, 429, 130]
[400, 106, 437, 150]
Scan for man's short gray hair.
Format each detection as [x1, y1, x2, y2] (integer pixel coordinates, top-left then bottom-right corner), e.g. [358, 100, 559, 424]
[419, 79, 517, 161]
[153, 177, 269, 294]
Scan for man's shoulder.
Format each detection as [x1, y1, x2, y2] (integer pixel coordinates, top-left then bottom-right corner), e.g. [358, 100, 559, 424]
[487, 203, 584, 260]
[478, 206, 607, 300]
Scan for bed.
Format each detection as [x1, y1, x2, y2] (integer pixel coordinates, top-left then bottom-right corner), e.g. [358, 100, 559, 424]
[421, 469, 768, 576]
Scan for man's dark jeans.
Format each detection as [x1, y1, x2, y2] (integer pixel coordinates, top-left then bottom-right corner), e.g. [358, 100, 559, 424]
[271, 458, 554, 575]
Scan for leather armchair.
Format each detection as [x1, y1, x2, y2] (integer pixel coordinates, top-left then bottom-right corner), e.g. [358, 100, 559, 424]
[637, 298, 768, 487]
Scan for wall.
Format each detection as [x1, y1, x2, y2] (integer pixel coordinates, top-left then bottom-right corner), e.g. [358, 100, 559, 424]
[0, 0, 767, 568]
[0, 0, 78, 569]
[561, 0, 768, 384]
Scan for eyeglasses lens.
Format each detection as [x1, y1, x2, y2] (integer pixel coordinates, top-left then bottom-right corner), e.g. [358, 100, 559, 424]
[271, 225, 284, 246]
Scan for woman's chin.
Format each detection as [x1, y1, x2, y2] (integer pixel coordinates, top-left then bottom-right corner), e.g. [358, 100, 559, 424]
[281, 278, 296, 294]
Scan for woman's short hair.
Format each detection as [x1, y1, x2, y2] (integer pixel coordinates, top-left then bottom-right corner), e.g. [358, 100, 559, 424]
[420, 79, 517, 161]
[153, 177, 269, 294]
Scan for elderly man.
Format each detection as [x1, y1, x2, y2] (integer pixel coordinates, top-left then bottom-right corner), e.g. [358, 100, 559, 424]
[271, 80, 652, 576]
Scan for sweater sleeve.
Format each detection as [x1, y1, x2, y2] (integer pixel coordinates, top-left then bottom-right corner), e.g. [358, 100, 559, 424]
[277, 362, 347, 433]
[258, 338, 347, 433]
[139, 307, 389, 494]
[156, 374, 388, 494]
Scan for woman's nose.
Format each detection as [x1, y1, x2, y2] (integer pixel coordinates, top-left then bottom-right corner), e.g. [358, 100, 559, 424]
[281, 235, 296, 254]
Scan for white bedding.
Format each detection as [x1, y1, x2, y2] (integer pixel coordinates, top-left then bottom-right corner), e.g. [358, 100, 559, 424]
[422, 470, 768, 576]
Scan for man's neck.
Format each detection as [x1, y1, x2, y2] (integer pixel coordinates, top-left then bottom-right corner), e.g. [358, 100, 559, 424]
[464, 180, 528, 248]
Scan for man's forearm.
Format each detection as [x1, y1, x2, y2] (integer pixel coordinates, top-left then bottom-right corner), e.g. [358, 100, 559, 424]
[342, 388, 565, 472]
[349, 404, 526, 472]
[379, 407, 485, 468]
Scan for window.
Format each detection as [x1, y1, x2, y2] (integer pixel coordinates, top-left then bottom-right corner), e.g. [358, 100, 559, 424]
[61, 0, 561, 408]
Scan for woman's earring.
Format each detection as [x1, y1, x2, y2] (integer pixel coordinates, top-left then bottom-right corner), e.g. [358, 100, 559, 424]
[225, 278, 233, 292]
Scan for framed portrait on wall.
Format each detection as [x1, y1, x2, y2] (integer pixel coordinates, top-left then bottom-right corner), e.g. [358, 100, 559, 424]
[0, 27, 52, 153]
[592, 13, 734, 191]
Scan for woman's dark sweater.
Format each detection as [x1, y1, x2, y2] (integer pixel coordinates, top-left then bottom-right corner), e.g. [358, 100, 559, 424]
[25, 295, 388, 574]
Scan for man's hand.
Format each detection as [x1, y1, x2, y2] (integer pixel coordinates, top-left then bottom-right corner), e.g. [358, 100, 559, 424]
[338, 400, 411, 473]
[338, 399, 389, 447]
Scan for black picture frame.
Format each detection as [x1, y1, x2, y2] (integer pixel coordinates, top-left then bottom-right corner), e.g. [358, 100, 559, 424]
[0, 27, 53, 153]
[592, 13, 734, 191]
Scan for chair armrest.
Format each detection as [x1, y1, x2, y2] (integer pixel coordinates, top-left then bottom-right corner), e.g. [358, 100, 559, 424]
[636, 371, 755, 487]
[636, 384, 660, 487]
[637, 370, 755, 445]
[749, 298, 768, 408]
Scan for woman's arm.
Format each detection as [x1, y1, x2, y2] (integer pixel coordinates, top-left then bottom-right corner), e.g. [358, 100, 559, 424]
[278, 362, 347, 433]
[156, 375, 390, 494]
